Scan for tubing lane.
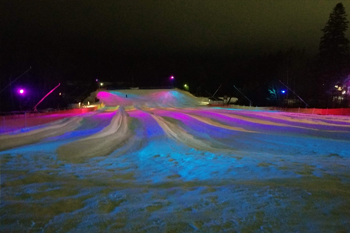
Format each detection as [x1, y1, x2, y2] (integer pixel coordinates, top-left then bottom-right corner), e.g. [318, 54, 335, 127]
[56, 107, 134, 161]
[0, 117, 83, 151]
[150, 113, 230, 152]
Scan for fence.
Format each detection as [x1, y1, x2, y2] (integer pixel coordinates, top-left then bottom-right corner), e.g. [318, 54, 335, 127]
[0, 106, 98, 133]
[209, 104, 350, 116]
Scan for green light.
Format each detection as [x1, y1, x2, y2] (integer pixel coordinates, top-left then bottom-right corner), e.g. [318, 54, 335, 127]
[184, 84, 189, 91]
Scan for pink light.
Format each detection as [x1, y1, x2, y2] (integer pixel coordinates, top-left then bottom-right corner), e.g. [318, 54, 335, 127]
[19, 89, 24, 94]
[34, 83, 60, 111]
[170, 76, 174, 80]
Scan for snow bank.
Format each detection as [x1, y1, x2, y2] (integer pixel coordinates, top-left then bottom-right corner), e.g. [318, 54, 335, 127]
[96, 88, 201, 108]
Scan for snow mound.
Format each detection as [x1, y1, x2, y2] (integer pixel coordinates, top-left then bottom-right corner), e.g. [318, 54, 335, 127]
[96, 88, 201, 108]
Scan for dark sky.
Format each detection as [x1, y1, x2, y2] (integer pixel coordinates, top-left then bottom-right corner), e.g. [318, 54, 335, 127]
[2, 0, 350, 82]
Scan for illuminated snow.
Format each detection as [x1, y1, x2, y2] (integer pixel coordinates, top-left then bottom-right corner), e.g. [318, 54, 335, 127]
[1, 89, 350, 232]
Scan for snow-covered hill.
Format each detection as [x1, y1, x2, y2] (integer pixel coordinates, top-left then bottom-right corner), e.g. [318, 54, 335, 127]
[1, 89, 350, 232]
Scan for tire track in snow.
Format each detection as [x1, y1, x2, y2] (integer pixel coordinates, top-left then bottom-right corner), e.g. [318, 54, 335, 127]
[0, 117, 83, 151]
[57, 107, 137, 161]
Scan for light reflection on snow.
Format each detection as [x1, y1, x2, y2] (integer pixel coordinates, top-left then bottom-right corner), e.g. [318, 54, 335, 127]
[1, 89, 350, 232]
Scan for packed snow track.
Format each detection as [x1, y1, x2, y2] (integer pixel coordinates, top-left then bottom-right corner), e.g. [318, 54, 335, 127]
[1, 89, 350, 232]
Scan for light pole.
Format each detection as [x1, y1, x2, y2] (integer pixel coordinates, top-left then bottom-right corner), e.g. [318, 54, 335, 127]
[0, 66, 32, 94]
[169, 76, 175, 88]
[279, 80, 308, 108]
[233, 85, 252, 106]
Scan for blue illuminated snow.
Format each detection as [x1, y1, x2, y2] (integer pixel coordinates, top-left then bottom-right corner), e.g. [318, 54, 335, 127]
[1, 89, 350, 232]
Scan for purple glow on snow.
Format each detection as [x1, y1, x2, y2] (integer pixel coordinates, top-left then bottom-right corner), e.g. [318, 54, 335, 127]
[97, 91, 133, 106]
[1, 89, 350, 231]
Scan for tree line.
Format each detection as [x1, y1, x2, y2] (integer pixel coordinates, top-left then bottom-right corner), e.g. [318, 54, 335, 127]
[165, 3, 350, 108]
[1, 2, 349, 111]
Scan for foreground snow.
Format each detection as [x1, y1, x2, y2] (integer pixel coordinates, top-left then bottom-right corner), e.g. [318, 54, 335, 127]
[1, 89, 350, 232]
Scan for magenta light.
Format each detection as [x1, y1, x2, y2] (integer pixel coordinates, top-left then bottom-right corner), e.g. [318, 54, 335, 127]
[170, 76, 174, 80]
[19, 89, 24, 94]
[34, 83, 60, 111]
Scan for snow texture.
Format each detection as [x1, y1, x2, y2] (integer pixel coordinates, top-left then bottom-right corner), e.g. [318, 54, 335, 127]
[1, 88, 350, 232]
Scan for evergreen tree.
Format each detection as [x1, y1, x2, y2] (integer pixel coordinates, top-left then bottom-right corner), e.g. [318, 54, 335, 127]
[319, 3, 349, 89]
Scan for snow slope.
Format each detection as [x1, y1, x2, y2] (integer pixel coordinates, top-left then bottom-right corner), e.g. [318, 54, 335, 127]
[0, 117, 83, 151]
[1, 89, 350, 232]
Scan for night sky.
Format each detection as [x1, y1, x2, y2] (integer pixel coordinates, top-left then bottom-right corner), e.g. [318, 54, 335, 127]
[1, 0, 350, 105]
[3, 1, 348, 54]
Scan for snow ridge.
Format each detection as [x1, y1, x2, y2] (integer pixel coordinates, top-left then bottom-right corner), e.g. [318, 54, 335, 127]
[0, 117, 83, 151]
[56, 106, 136, 161]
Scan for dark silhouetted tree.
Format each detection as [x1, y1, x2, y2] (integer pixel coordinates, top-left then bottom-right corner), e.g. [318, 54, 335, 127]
[318, 2, 350, 102]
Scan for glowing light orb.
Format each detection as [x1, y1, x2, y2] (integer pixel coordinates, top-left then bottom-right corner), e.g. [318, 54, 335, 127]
[281, 90, 286, 94]
[170, 76, 174, 80]
[19, 89, 24, 94]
